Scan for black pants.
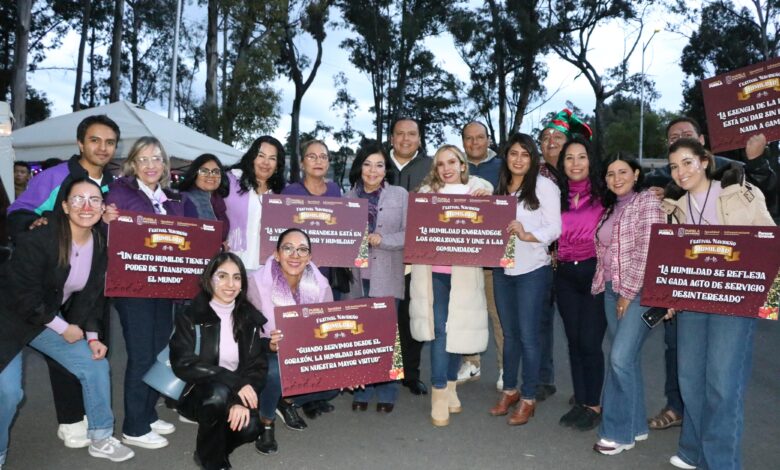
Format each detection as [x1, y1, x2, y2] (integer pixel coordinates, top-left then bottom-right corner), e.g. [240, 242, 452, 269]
[46, 355, 85, 424]
[397, 274, 423, 381]
[554, 258, 606, 407]
[178, 382, 261, 470]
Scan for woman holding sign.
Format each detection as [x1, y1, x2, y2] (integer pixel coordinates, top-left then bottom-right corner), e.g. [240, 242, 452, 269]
[488, 134, 561, 426]
[409, 145, 493, 427]
[0, 178, 134, 465]
[345, 140, 408, 413]
[106, 137, 197, 450]
[282, 140, 342, 197]
[170, 252, 274, 470]
[661, 138, 774, 470]
[590, 156, 665, 455]
[247, 228, 336, 455]
[178, 153, 231, 243]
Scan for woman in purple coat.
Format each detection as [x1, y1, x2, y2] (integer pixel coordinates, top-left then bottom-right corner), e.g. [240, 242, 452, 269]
[281, 140, 342, 197]
[177, 153, 230, 243]
[105, 137, 197, 451]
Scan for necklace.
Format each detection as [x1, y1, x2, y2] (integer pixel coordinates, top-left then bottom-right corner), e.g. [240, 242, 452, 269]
[687, 180, 712, 225]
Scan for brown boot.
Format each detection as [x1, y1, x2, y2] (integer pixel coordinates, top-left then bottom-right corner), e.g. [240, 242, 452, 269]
[446, 381, 462, 414]
[507, 399, 535, 425]
[489, 391, 520, 416]
[431, 387, 450, 426]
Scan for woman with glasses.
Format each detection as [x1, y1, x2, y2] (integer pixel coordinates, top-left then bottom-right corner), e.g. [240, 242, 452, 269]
[0, 178, 134, 465]
[105, 137, 197, 450]
[247, 228, 336, 455]
[225, 136, 287, 271]
[281, 140, 342, 197]
[171, 252, 275, 470]
[178, 154, 230, 243]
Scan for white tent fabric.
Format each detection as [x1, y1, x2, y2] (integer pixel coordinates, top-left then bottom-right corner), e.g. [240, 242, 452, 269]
[10, 101, 243, 166]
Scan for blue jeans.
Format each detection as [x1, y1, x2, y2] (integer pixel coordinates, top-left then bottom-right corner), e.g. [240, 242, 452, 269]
[676, 312, 756, 470]
[493, 265, 552, 399]
[663, 317, 684, 415]
[430, 273, 460, 389]
[259, 353, 338, 421]
[115, 297, 173, 436]
[599, 283, 651, 444]
[0, 354, 23, 465]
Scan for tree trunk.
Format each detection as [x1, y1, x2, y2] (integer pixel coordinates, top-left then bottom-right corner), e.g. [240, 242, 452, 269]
[73, 0, 91, 111]
[89, 26, 96, 107]
[204, 0, 219, 138]
[109, 0, 124, 102]
[12, 0, 32, 128]
[487, 0, 506, 145]
[130, 6, 141, 104]
[220, 7, 228, 141]
[290, 95, 302, 182]
[593, 96, 606, 160]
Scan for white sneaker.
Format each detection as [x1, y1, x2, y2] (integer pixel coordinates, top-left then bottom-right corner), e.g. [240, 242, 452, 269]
[670, 455, 696, 469]
[178, 414, 197, 424]
[635, 432, 649, 441]
[496, 369, 504, 391]
[150, 419, 176, 435]
[122, 431, 169, 449]
[89, 436, 135, 462]
[57, 417, 91, 448]
[593, 438, 635, 455]
[456, 362, 481, 383]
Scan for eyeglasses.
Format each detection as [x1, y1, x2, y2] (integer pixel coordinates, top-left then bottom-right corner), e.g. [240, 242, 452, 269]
[197, 167, 222, 177]
[279, 244, 311, 257]
[137, 156, 164, 167]
[68, 195, 104, 208]
[212, 271, 242, 285]
[304, 153, 329, 162]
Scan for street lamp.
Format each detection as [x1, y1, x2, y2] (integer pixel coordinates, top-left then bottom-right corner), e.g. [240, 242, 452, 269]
[639, 27, 661, 165]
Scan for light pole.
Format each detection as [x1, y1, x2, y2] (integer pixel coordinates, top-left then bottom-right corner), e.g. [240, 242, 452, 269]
[639, 28, 661, 165]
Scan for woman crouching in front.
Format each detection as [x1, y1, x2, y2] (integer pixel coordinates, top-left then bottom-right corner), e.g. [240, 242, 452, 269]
[171, 253, 273, 470]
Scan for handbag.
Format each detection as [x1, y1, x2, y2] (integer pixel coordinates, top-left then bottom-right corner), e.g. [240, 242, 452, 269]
[143, 325, 200, 400]
[328, 267, 354, 294]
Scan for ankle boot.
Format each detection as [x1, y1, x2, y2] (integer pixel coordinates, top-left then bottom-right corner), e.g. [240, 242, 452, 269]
[446, 381, 462, 414]
[255, 422, 278, 455]
[431, 387, 450, 426]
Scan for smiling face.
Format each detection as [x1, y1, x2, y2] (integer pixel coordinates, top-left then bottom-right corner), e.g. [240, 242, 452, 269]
[301, 142, 330, 180]
[361, 153, 386, 192]
[195, 159, 222, 192]
[669, 147, 710, 194]
[462, 123, 490, 162]
[391, 120, 421, 161]
[506, 143, 532, 179]
[210, 260, 242, 305]
[563, 143, 590, 182]
[62, 182, 104, 230]
[78, 123, 118, 172]
[667, 121, 705, 147]
[254, 142, 278, 185]
[275, 231, 312, 281]
[435, 150, 466, 184]
[605, 160, 639, 197]
[132, 144, 165, 190]
[540, 128, 567, 166]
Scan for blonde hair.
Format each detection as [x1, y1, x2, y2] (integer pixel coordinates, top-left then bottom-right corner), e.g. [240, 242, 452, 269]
[121, 136, 171, 187]
[418, 144, 469, 193]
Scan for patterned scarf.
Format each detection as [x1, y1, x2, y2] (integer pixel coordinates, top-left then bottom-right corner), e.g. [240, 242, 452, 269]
[356, 181, 383, 233]
[270, 258, 322, 307]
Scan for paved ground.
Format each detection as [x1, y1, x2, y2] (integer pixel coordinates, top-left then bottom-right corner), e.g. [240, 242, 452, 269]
[5, 309, 779, 469]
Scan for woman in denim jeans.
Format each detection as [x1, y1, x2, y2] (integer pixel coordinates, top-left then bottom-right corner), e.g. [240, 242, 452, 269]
[488, 134, 560, 426]
[591, 156, 665, 455]
[661, 138, 775, 470]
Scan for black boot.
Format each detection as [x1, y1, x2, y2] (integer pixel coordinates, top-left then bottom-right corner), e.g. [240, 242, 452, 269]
[255, 422, 278, 455]
[276, 400, 307, 430]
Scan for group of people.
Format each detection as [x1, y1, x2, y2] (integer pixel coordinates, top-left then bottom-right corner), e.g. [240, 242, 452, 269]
[0, 109, 775, 470]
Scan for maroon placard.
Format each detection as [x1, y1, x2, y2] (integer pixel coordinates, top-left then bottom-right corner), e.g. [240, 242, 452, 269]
[276, 297, 403, 397]
[701, 57, 780, 153]
[641, 224, 780, 319]
[105, 211, 223, 299]
[403, 193, 516, 267]
[260, 195, 369, 268]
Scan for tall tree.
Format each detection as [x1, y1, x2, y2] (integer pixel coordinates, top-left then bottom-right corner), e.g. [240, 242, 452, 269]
[277, 0, 332, 182]
[203, 0, 219, 137]
[12, 0, 32, 128]
[109, 0, 124, 102]
[73, 0, 91, 111]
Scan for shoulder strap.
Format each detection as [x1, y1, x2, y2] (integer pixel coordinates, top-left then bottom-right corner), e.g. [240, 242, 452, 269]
[194, 324, 201, 355]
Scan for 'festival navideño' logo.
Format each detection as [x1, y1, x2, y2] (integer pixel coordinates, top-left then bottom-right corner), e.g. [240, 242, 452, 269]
[438, 208, 483, 224]
[144, 233, 191, 251]
[313, 320, 364, 338]
[737, 77, 780, 100]
[684, 243, 740, 262]
[293, 209, 337, 225]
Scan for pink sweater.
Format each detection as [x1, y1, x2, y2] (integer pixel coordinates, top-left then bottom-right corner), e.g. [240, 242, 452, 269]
[558, 179, 604, 262]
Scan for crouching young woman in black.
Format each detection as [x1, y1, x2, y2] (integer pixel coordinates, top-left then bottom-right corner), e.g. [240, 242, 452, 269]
[170, 253, 274, 470]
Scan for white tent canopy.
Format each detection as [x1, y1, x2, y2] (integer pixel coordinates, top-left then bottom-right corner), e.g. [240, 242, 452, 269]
[10, 101, 243, 168]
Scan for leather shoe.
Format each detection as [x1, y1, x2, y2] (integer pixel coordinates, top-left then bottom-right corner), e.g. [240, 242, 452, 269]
[316, 400, 335, 413]
[489, 392, 520, 416]
[402, 378, 428, 395]
[275, 400, 307, 431]
[255, 422, 278, 455]
[507, 400, 535, 425]
[376, 403, 394, 413]
[535, 384, 557, 401]
[352, 401, 368, 411]
[302, 402, 322, 419]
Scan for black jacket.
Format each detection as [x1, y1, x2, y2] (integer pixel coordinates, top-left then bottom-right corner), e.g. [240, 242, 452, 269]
[0, 222, 107, 372]
[388, 154, 433, 192]
[170, 292, 269, 405]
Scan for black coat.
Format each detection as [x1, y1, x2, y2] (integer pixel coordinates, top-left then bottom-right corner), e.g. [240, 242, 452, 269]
[0, 222, 107, 372]
[170, 292, 269, 405]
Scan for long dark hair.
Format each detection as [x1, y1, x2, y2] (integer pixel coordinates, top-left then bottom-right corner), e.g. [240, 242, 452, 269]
[178, 154, 229, 197]
[557, 135, 604, 211]
[601, 154, 644, 213]
[200, 252, 252, 341]
[497, 133, 541, 210]
[56, 177, 104, 267]
[232, 135, 286, 194]
[349, 139, 393, 187]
